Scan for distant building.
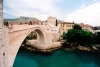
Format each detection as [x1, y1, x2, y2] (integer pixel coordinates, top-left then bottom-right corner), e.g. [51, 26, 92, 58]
[57, 22, 74, 35]
[92, 30, 100, 33]
[32, 20, 42, 25]
[41, 21, 47, 25]
[4, 20, 42, 27]
[80, 23, 93, 32]
[92, 26, 100, 30]
[47, 16, 75, 36]
[5, 22, 19, 27]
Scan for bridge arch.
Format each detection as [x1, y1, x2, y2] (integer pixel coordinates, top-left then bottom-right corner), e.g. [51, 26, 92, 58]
[8, 25, 48, 67]
[25, 27, 45, 44]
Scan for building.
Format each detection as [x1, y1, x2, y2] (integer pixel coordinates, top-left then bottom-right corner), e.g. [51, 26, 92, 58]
[41, 21, 47, 25]
[92, 30, 100, 33]
[31, 20, 42, 25]
[47, 16, 57, 26]
[4, 20, 42, 27]
[80, 23, 93, 32]
[46, 16, 60, 41]
[47, 16, 75, 40]
[57, 22, 74, 35]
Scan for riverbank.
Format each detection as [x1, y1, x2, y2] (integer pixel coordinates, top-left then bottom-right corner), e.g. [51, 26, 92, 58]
[62, 44, 100, 53]
[21, 42, 100, 54]
[21, 43, 61, 52]
[20, 38, 100, 53]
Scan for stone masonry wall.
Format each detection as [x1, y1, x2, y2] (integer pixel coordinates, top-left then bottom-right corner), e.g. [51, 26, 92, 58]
[0, 0, 8, 67]
[47, 16, 56, 26]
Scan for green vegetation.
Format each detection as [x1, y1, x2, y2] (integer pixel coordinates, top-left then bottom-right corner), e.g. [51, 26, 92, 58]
[19, 22, 22, 25]
[4, 21, 9, 26]
[73, 24, 82, 30]
[93, 32, 100, 44]
[26, 35, 37, 40]
[67, 29, 93, 46]
[62, 32, 66, 39]
[29, 21, 32, 25]
[63, 24, 95, 47]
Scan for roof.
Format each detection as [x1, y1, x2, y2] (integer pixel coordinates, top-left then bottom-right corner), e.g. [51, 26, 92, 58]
[57, 22, 74, 24]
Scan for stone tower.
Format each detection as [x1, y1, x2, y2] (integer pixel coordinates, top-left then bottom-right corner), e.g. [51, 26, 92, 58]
[0, 0, 8, 67]
[47, 16, 56, 26]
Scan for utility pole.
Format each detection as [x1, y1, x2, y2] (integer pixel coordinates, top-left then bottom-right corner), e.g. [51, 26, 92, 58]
[0, 0, 9, 67]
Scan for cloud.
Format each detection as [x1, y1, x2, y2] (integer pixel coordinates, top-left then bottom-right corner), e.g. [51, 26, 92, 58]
[4, 0, 63, 20]
[4, 0, 100, 26]
[92, 0, 98, 3]
[65, 1, 100, 26]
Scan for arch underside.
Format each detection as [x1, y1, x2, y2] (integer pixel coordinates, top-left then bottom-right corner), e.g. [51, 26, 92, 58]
[34, 29, 45, 43]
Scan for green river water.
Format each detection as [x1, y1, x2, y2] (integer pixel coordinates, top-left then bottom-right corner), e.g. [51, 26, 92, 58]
[13, 48, 100, 67]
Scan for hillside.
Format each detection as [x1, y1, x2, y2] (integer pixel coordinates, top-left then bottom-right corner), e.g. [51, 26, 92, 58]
[4, 16, 39, 22]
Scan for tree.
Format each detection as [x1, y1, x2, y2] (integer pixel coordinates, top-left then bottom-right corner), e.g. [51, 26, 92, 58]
[4, 21, 9, 27]
[56, 19, 57, 26]
[62, 32, 66, 39]
[93, 27, 99, 30]
[93, 32, 100, 44]
[19, 22, 22, 25]
[26, 32, 37, 40]
[79, 30, 93, 46]
[29, 21, 32, 25]
[63, 24, 93, 46]
[66, 29, 93, 46]
[73, 24, 82, 30]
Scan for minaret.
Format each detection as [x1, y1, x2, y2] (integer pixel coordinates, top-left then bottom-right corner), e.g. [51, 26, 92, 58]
[0, 0, 8, 67]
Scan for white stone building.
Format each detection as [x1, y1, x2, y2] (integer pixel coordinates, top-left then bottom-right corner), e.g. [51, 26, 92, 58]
[47, 16, 60, 41]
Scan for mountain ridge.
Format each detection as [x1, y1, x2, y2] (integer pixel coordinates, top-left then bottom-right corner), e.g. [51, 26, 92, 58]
[4, 16, 39, 22]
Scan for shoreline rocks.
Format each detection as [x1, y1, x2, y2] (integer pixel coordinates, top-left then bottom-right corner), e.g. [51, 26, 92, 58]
[21, 44, 61, 52]
[21, 42, 100, 53]
[63, 45, 100, 53]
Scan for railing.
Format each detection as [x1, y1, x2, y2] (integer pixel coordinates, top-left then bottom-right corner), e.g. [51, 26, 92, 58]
[8, 25, 36, 32]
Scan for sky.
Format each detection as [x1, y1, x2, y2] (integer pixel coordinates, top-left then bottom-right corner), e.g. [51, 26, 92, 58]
[4, 0, 100, 26]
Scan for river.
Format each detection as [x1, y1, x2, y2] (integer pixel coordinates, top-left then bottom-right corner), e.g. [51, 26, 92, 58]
[13, 48, 100, 67]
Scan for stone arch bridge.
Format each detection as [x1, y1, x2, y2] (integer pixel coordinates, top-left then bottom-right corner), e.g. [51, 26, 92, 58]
[7, 25, 52, 67]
